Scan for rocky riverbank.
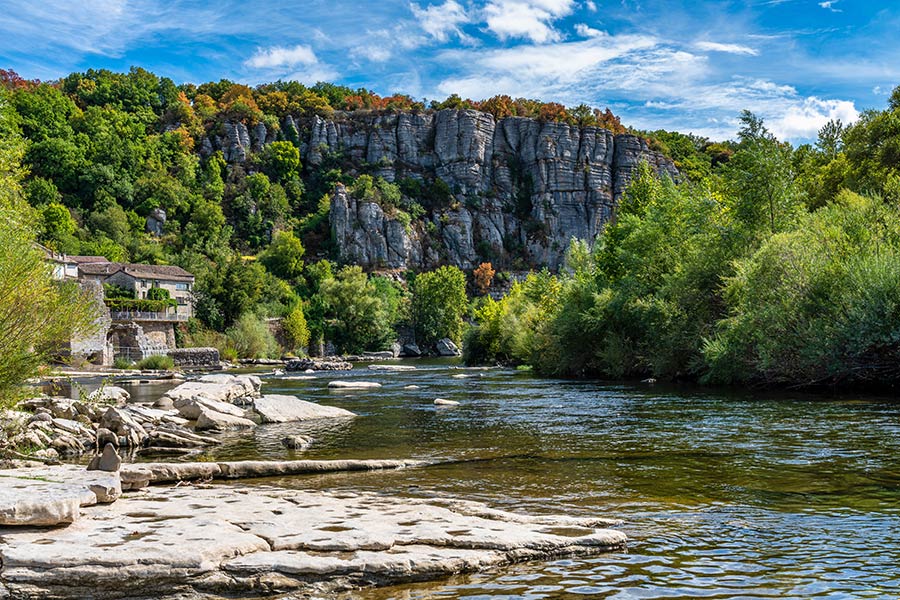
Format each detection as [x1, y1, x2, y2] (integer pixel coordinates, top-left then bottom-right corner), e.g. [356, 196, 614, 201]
[0, 458, 625, 599]
[2, 374, 355, 460]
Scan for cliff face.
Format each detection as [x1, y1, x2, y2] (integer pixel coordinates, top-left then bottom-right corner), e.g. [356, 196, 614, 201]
[209, 109, 677, 270]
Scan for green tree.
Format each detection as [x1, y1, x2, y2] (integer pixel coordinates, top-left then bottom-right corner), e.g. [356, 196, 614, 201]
[282, 303, 310, 353]
[318, 266, 397, 354]
[261, 140, 301, 182]
[259, 230, 305, 280]
[411, 266, 468, 345]
[0, 92, 95, 404]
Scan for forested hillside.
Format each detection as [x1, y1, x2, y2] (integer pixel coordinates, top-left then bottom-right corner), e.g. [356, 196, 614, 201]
[0, 67, 653, 357]
[5, 66, 900, 384]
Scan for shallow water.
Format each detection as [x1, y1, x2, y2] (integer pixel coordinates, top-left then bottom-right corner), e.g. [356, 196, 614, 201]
[136, 363, 900, 597]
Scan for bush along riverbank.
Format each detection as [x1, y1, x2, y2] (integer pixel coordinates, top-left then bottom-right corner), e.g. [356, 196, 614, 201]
[465, 111, 900, 389]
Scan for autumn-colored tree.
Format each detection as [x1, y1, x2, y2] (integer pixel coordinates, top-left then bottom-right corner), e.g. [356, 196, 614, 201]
[473, 262, 496, 296]
[477, 95, 515, 119]
[593, 108, 626, 134]
[538, 102, 571, 124]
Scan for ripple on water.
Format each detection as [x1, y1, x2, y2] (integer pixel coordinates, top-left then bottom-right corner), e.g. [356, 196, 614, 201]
[132, 361, 900, 600]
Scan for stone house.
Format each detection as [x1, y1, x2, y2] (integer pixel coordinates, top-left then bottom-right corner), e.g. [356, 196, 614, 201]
[40, 250, 197, 365]
[77, 262, 195, 320]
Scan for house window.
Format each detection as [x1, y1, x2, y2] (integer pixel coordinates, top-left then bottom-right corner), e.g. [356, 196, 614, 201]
[141, 280, 147, 288]
[176, 283, 189, 291]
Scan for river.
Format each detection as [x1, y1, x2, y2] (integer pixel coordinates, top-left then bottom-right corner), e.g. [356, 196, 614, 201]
[115, 361, 900, 598]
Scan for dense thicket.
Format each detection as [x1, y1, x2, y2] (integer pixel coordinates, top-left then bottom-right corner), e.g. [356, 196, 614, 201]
[0, 88, 94, 404]
[466, 95, 900, 387]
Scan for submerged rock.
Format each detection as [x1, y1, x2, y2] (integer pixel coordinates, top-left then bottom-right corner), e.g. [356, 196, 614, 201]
[285, 358, 353, 371]
[0, 483, 625, 598]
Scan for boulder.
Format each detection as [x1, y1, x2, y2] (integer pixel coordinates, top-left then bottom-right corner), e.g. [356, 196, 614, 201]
[195, 408, 256, 431]
[435, 338, 461, 357]
[87, 386, 130, 404]
[173, 396, 247, 420]
[162, 374, 261, 406]
[252, 395, 356, 424]
[434, 398, 460, 406]
[86, 444, 121, 473]
[401, 343, 423, 357]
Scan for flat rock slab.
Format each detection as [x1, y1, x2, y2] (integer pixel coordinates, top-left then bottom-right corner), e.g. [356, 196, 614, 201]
[328, 381, 382, 389]
[0, 466, 121, 526]
[368, 364, 417, 371]
[0, 484, 625, 599]
[162, 374, 261, 406]
[252, 394, 356, 423]
[119, 458, 426, 489]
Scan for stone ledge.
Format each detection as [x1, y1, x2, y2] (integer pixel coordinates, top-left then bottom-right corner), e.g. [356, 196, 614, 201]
[0, 484, 625, 599]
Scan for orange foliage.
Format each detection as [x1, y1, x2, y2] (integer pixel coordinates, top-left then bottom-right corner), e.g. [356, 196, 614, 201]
[0, 69, 37, 91]
[473, 262, 496, 296]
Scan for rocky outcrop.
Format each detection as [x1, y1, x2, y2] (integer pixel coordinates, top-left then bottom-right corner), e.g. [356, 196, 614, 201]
[324, 110, 677, 270]
[203, 109, 676, 271]
[0, 481, 625, 599]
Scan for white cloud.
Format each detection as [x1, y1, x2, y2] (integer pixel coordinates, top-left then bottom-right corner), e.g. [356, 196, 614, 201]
[411, 0, 471, 42]
[245, 44, 318, 69]
[584, 0, 597, 11]
[768, 97, 858, 140]
[574, 23, 604, 38]
[819, 0, 842, 12]
[483, 0, 576, 43]
[695, 41, 758, 56]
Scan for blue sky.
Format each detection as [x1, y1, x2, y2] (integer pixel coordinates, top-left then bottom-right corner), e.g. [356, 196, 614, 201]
[1, 0, 898, 142]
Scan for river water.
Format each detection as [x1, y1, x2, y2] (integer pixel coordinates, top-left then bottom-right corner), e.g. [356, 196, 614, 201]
[120, 361, 900, 599]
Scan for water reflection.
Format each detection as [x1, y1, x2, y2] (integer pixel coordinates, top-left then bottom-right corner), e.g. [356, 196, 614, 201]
[74, 361, 900, 598]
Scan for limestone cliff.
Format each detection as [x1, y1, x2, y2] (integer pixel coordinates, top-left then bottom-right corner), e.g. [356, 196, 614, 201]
[208, 109, 677, 270]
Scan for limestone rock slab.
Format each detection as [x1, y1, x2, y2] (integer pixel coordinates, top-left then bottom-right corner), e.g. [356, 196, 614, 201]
[252, 395, 356, 423]
[0, 484, 625, 598]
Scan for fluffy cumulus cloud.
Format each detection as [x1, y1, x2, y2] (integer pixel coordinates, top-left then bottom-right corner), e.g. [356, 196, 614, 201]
[769, 97, 858, 140]
[483, 0, 575, 43]
[243, 43, 337, 84]
[411, 0, 471, 42]
[244, 44, 318, 69]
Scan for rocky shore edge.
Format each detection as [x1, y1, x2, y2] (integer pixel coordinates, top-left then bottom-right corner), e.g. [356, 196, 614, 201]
[0, 455, 626, 599]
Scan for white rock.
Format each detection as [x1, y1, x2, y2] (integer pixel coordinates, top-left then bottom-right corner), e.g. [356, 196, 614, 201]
[0, 484, 625, 597]
[194, 408, 256, 431]
[367, 364, 416, 371]
[327, 381, 382, 389]
[434, 398, 460, 406]
[87, 386, 130, 404]
[252, 395, 356, 424]
[173, 396, 247, 420]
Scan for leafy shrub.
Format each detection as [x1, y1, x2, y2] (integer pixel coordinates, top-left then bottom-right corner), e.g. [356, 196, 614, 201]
[136, 355, 174, 370]
[225, 313, 279, 359]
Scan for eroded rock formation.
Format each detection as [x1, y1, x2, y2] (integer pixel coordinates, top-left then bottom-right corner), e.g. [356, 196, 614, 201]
[204, 109, 677, 270]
